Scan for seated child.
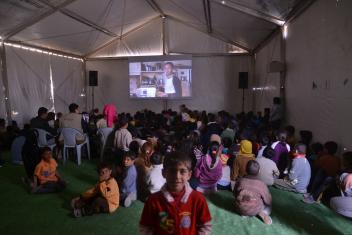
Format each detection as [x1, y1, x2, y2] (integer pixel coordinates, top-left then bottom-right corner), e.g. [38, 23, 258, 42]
[256, 151, 280, 186]
[271, 131, 291, 174]
[307, 142, 324, 165]
[303, 147, 345, 204]
[330, 172, 352, 218]
[194, 141, 223, 194]
[139, 151, 212, 234]
[120, 151, 137, 207]
[274, 144, 311, 194]
[231, 140, 256, 189]
[135, 142, 154, 201]
[71, 162, 119, 217]
[146, 152, 166, 194]
[234, 160, 272, 225]
[31, 147, 66, 194]
[256, 135, 270, 159]
[217, 138, 233, 190]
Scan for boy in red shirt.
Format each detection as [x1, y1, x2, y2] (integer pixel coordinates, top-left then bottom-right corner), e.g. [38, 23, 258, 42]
[139, 151, 212, 235]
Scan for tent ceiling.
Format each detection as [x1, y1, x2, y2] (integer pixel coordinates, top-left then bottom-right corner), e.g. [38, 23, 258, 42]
[0, 0, 306, 57]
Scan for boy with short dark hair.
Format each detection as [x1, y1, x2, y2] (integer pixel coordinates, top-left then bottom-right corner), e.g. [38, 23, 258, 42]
[274, 144, 311, 194]
[140, 151, 212, 235]
[234, 160, 272, 225]
[32, 147, 66, 193]
[147, 152, 166, 194]
[303, 141, 340, 203]
[71, 162, 119, 217]
[121, 151, 137, 207]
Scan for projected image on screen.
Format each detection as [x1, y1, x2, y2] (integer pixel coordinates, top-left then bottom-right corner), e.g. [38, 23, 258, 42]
[129, 58, 192, 99]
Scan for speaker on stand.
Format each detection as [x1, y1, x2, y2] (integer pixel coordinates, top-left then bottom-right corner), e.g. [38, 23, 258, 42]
[238, 72, 248, 113]
[89, 71, 98, 110]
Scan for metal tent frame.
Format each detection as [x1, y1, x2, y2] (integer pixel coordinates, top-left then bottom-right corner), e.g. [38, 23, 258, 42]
[0, 0, 316, 122]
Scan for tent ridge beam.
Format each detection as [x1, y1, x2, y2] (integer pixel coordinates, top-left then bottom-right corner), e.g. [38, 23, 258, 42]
[4, 0, 78, 40]
[203, 0, 213, 33]
[211, 0, 285, 26]
[5, 39, 83, 59]
[145, 0, 166, 17]
[285, 0, 317, 23]
[37, 0, 117, 37]
[84, 16, 161, 58]
[253, 0, 316, 54]
[168, 15, 251, 53]
[169, 51, 249, 57]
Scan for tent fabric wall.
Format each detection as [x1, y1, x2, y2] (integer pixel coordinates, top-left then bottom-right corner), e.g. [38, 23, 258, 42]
[86, 55, 251, 114]
[5, 46, 52, 127]
[4, 46, 84, 127]
[51, 56, 85, 114]
[253, 33, 281, 113]
[283, 0, 352, 150]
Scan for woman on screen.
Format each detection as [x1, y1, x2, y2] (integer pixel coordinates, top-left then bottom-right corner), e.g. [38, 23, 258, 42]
[159, 62, 181, 98]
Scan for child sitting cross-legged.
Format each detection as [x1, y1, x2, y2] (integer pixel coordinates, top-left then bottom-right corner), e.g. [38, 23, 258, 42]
[139, 151, 212, 235]
[31, 147, 66, 194]
[194, 141, 223, 194]
[234, 160, 272, 225]
[120, 151, 137, 207]
[274, 143, 311, 194]
[71, 162, 119, 217]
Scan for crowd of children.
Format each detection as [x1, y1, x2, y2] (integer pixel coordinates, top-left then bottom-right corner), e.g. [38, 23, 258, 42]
[1, 99, 351, 233]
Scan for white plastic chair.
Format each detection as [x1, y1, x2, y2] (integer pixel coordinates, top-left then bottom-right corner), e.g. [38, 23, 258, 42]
[60, 128, 90, 165]
[11, 136, 25, 165]
[34, 128, 57, 152]
[97, 127, 113, 160]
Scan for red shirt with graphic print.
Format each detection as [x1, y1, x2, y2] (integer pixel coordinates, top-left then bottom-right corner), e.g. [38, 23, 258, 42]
[140, 187, 211, 235]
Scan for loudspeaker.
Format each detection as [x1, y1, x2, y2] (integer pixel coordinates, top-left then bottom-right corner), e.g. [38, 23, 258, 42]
[89, 70, 98, 86]
[238, 72, 248, 89]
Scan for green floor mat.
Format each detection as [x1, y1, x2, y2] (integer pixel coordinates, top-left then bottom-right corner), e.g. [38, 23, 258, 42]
[0, 152, 351, 235]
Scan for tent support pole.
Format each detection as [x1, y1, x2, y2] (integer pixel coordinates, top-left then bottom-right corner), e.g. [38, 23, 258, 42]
[280, 28, 286, 124]
[162, 17, 167, 55]
[250, 55, 256, 112]
[145, 0, 165, 17]
[82, 60, 88, 111]
[203, 0, 213, 33]
[0, 43, 13, 123]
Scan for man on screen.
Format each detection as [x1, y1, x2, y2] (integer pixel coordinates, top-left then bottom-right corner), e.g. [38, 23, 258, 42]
[159, 62, 181, 97]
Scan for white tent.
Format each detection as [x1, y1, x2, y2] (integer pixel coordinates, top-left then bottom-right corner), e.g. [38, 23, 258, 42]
[1, 0, 351, 150]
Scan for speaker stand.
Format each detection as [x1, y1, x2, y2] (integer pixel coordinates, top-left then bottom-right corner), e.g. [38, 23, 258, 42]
[163, 99, 168, 111]
[91, 87, 95, 110]
[241, 88, 245, 113]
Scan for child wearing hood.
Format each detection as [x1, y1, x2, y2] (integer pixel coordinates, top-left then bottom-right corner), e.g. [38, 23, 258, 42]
[231, 140, 256, 189]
